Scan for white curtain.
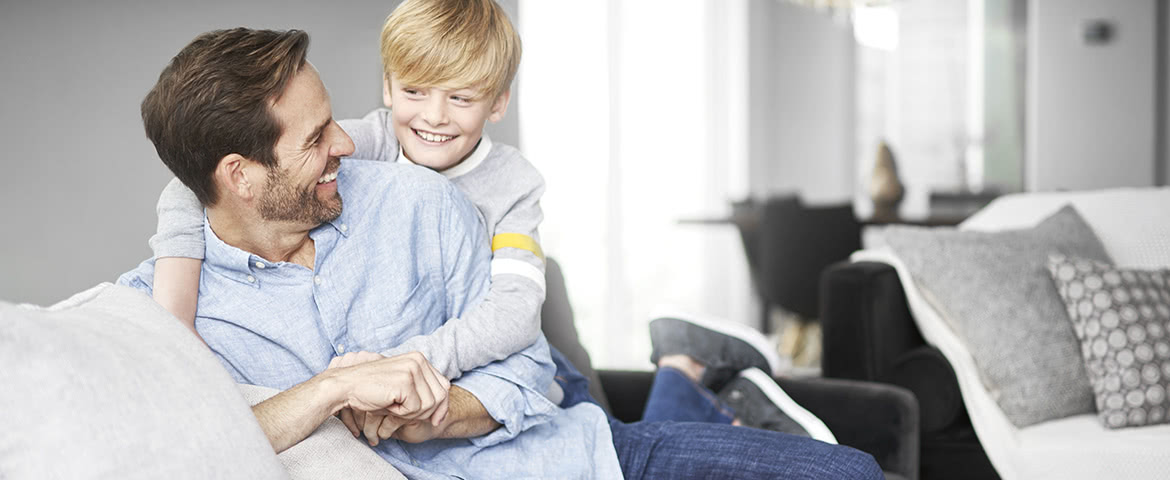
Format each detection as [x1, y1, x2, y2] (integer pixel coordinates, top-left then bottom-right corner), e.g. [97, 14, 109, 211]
[518, 0, 755, 370]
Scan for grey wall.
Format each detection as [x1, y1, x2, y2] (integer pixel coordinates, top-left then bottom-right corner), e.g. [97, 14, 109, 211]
[748, 1, 855, 204]
[1027, 0, 1158, 191]
[0, 0, 519, 305]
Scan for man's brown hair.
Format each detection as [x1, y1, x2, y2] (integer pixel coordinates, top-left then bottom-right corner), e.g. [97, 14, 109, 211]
[141, 28, 310, 206]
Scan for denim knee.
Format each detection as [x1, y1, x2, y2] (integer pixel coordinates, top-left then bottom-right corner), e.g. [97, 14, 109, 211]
[830, 445, 884, 480]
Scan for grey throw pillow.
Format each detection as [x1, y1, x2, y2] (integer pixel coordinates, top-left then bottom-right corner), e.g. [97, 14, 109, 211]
[878, 205, 1109, 426]
[0, 284, 288, 479]
[1048, 254, 1170, 429]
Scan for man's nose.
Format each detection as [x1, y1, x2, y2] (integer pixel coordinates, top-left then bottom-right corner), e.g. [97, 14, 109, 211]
[420, 96, 448, 126]
[331, 124, 356, 158]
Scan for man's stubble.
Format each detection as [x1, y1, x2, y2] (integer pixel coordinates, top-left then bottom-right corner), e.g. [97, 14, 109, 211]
[258, 158, 343, 225]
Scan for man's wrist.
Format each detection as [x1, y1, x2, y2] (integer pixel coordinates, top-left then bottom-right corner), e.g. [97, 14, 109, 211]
[315, 368, 354, 415]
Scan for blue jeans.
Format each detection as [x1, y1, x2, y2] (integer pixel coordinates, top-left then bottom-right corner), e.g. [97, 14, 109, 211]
[549, 347, 883, 480]
[641, 366, 735, 424]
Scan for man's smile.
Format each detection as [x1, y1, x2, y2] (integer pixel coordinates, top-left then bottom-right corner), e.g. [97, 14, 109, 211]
[317, 170, 338, 184]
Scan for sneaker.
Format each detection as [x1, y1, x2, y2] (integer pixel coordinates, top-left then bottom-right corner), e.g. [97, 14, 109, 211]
[718, 367, 837, 444]
[649, 308, 781, 389]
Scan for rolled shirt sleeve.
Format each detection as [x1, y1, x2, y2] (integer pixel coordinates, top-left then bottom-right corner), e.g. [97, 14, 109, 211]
[454, 337, 559, 447]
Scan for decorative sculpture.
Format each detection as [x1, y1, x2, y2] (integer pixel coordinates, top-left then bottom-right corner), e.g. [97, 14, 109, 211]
[869, 140, 904, 222]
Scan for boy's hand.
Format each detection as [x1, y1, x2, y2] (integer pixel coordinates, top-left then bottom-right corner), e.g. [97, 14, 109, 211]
[387, 419, 442, 444]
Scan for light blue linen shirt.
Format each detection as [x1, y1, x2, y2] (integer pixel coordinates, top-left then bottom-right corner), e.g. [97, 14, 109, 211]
[119, 160, 620, 479]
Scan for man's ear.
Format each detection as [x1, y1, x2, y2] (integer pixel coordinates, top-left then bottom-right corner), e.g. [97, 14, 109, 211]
[382, 75, 393, 108]
[213, 153, 256, 201]
[488, 89, 511, 123]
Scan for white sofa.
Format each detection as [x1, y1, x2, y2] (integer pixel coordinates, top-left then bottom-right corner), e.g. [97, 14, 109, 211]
[849, 187, 1170, 480]
[0, 283, 405, 480]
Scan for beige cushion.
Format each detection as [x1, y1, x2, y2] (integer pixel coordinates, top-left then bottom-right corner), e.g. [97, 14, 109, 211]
[0, 283, 287, 479]
[238, 385, 406, 480]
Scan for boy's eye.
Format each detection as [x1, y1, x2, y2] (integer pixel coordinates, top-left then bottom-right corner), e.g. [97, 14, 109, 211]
[403, 88, 422, 96]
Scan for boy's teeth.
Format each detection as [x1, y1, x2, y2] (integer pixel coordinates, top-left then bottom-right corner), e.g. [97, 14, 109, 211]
[317, 171, 337, 184]
[417, 130, 453, 143]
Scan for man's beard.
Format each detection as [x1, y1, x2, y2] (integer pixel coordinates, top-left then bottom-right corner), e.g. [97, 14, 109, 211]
[257, 159, 343, 224]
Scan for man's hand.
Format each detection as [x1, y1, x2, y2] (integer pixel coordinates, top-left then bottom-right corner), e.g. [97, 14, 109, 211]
[327, 351, 385, 441]
[328, 351, 450, 446]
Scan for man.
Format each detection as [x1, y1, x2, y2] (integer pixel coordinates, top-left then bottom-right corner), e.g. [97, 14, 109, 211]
[121, 28, 881, 479]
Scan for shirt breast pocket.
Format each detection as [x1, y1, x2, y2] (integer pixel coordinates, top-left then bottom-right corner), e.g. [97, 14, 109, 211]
[373, 273, 444, 349]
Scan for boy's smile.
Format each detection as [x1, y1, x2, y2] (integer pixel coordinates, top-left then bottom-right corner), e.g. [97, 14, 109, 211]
[384, 74, 510, 171]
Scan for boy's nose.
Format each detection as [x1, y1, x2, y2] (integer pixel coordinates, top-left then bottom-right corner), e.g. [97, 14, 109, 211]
[420, 97, 449, 126]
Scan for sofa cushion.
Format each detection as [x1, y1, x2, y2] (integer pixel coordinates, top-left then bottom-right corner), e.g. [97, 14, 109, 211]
[961, 187, 1170, 269]
[0, 283, 288, 479]
[872, 206, 1108, 427]
[238, 385, 406, 479]
[1048, 254, 1170, 429]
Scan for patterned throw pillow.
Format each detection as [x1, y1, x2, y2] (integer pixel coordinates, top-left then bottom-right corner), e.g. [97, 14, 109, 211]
[1048, 254, 1170, 429]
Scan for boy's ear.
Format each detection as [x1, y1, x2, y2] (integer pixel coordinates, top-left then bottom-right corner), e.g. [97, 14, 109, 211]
[488, 89, 511, 123]
[382, 75, 393, 108]
[213, 153, 258, 201]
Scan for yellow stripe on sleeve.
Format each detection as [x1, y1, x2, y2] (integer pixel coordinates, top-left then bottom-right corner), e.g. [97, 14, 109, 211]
[491, 233, 545, 262]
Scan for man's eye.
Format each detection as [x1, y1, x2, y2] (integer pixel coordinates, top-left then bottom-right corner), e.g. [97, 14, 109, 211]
[404, 89, 421, 96]
[451, 95, 470, 104]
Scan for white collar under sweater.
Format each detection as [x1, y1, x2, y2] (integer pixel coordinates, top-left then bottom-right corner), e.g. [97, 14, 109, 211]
[397, 134, 492, 180]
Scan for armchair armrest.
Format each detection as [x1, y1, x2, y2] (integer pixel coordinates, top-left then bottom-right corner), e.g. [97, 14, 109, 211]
[777, 376, 918, 480]
[596, 370, 655, 423]
[820, 261, 926, 382]
[597, 369, 919, 480]
[820, 261, 968, 436]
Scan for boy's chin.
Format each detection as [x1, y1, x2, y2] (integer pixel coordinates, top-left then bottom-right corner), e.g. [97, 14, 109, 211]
[405, 149, 464, 171]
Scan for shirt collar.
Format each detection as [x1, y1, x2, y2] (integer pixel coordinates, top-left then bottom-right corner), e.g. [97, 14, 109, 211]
[203, 219, 264, 288]
[201, 173, 355, 287]
[397, 134, 492, 180]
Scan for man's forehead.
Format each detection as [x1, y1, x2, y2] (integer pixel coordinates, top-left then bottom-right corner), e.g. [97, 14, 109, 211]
[271, 63, 332, 134]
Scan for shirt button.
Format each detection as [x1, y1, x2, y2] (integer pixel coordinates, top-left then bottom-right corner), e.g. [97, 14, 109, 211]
[255, 262, 266, 269]
[314, 275, 323, 285]
[246, 275, 255, 283]
[337, 344, 346, 354]
[340, 224, 348, 233]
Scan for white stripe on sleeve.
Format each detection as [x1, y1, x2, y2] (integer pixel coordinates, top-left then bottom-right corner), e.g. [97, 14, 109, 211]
[490, 258, 547, 293]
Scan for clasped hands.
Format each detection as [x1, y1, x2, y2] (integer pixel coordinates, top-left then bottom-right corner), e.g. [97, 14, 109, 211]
[327, 350, 450, 446]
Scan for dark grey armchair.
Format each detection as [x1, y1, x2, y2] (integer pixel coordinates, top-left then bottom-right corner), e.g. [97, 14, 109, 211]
[541, 258, 921, 480]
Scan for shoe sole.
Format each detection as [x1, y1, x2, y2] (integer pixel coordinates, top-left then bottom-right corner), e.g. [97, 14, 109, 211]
[650, 306, 782, 376]
[739, 367, 837, 444]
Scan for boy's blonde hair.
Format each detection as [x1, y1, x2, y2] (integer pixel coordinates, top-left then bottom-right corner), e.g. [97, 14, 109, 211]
[381, 0, 521, 99]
